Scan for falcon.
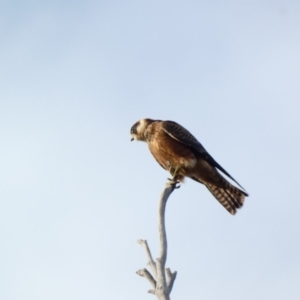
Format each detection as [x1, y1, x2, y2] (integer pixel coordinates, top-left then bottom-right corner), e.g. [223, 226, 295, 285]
[130, 118, 248, 215]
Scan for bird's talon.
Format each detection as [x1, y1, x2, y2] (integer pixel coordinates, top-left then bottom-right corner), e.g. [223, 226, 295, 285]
[168, 176, 180, 188]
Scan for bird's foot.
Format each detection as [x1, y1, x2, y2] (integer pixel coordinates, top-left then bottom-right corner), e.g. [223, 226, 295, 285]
[167, 176, 181, 189]
[166, 161, 181, 177]
[166, 161, 181, 188]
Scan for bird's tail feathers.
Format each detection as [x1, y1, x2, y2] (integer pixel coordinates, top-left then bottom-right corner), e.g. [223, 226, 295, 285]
[205, 178, 247, 215]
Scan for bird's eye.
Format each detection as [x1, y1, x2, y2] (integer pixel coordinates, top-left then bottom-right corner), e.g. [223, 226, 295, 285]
[130, 126, 135, 133]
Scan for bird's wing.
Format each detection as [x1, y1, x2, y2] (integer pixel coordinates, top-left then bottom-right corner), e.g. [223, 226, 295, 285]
[161, 120, 247, 193]
[161, 121, 208, 153]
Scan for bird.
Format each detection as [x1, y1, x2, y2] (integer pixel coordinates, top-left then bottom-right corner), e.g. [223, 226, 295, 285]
[130, 118, 248, 215]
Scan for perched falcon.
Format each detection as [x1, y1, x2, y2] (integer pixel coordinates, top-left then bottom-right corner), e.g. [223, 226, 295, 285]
[130, 118, 248, 215]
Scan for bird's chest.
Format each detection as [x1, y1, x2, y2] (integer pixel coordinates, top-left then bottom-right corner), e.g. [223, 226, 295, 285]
[147, 131, 196, 169]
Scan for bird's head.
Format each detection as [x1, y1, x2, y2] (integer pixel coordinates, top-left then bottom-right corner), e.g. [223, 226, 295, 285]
[130, 118, 154, 142]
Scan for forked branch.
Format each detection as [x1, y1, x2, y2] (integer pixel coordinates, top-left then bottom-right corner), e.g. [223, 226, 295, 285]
[136, 180, 178, 299]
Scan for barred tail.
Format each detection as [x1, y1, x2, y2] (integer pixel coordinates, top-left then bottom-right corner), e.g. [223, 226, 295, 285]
[205, 179, 248, 215]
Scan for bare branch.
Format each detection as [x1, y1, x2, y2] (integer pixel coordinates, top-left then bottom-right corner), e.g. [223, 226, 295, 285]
[155, 259, 169, 300]
[166, 268, 177, 294]
[137, 239, 156, 276]
[136, 180, 178, 299]
[158, 183, 171, 265]
[136, 268, 156, 289]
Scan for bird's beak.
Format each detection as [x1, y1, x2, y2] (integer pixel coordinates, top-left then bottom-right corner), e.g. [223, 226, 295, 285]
[131, 137, 134, 141]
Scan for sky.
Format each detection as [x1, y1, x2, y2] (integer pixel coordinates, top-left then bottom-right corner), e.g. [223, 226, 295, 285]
[1, 1, 300, 299]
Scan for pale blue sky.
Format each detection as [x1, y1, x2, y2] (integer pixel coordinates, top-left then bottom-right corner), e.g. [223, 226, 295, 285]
[1, 1, 300, 299]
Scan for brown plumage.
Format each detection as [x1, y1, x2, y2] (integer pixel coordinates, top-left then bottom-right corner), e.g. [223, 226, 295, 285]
[130, 118, 248, 215]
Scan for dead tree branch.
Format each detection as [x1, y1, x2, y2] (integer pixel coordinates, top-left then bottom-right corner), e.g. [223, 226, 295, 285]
[136, 180, 178, 299]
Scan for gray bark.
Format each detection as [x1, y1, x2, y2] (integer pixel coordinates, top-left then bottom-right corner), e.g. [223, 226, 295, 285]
[136, 180, 178, 299]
